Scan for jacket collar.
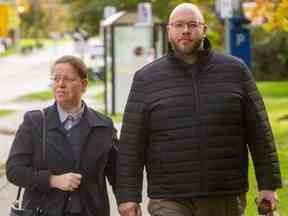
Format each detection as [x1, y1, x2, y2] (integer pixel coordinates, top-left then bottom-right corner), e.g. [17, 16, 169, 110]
[45, 102, 109, 130]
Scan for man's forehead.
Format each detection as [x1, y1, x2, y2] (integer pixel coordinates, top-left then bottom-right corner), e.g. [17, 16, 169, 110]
[169, 4, 204, 23]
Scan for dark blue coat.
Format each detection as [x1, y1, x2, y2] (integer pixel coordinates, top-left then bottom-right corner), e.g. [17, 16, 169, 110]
[6, 103, 118, 216]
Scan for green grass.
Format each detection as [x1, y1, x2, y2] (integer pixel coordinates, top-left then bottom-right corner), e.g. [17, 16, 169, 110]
[257, 81, 288, 98]
[97, 108, 123, 123]
[0, 48, 15, 57]
[0, 38, 70, 57]
[0, 109, 14, 117]
[18, 38, 68, 47]
[245, 81, 288, 215]
[109, 112, 124, 123]
[95, 91, 104, 101]
[15, 90, 53, 101]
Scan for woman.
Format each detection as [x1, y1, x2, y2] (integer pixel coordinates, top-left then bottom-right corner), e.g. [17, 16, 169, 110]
[6, 55, 118, 216]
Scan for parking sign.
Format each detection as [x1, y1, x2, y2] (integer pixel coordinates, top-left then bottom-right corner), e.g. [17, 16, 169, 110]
[137, 3, 152, 25]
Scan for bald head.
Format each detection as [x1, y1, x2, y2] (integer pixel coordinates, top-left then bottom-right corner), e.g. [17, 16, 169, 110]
[169, 3, 205, 24]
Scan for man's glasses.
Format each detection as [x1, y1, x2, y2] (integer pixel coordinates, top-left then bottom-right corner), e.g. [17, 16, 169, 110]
[168, 21, 205, 30]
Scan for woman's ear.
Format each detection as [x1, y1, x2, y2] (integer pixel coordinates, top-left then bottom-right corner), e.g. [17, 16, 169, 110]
[81, 79, 88, 93]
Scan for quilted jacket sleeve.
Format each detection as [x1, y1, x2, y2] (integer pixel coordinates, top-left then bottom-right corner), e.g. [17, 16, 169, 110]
[6, 111, 52, 192]
[242, 65, 282, 191]
[116, 72, 148, 204]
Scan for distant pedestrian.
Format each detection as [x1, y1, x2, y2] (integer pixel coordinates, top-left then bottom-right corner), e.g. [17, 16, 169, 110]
[6, 55, 118, 216]
[116, 3, 282, 216]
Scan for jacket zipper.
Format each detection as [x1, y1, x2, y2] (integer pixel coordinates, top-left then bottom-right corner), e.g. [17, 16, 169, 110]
[193, 72, 208, 193]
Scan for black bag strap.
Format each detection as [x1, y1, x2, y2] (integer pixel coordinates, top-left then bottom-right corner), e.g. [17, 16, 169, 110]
[40, 109, 46, 162]
[14, 109, 46, 207]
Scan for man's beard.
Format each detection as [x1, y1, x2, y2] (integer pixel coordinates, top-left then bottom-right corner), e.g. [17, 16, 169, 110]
[171, 38, 203, 57]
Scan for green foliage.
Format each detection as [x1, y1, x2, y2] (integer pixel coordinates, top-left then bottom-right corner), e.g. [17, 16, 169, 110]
[252, 29, 288, 80]
[20, 7, 46, 38]
[251, 0, 288, 33]
[61, 0, 222, 48]
[20, 1, 73, 38]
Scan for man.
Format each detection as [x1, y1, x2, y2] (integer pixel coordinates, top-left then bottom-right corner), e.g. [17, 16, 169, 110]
[116, 3, 282, 216]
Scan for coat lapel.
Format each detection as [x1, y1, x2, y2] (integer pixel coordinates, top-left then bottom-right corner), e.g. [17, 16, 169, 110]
[44, 103, 110, 166]
[45, 104, 75, 162]
[78, 107, 110, 166]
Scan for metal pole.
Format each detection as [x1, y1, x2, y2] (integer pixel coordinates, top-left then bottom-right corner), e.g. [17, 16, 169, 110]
[103, 27, 108, 115]
[225, 18, 231, 54]
[111, 25, 115, 115]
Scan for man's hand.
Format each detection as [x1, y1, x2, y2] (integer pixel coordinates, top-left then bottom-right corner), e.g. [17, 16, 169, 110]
[50, 172, 82, 191]
[256, 190, 278, 211]
[118, 202, 142, 216]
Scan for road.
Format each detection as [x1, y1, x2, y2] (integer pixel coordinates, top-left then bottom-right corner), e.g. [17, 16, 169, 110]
[0, 42, 149, 215]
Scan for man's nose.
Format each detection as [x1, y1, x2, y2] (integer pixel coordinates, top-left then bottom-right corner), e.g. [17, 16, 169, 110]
[183, 24, 189, 31]
[182, 28, 190, 35]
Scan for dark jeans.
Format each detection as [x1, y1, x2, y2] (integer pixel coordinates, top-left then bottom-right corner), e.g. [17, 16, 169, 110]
[148, 193, 246, 216]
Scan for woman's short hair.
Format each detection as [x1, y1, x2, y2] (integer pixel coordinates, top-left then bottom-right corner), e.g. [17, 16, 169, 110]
[53, 55, 88, 79]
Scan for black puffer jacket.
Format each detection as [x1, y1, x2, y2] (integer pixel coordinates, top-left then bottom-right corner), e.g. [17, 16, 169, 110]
[116, 39, 282, 204]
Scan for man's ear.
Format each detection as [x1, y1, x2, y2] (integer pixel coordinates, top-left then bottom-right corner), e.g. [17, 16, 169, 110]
[203, 25, 208, 37]
[167, 25, 171, 40]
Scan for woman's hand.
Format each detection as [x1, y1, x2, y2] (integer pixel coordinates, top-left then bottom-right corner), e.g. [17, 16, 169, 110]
[118, 202, 142, 216]
[50, 172, 82, 191]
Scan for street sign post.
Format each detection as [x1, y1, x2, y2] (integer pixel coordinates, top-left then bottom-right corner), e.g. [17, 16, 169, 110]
[215, 0, 252, 68]
[137, 3, 152, 25]
[104, 6, 116, 19]
[229, 18, 251, 67]
[219, 0, 233, 19]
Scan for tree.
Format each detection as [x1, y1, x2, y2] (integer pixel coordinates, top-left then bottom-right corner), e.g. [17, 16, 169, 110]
[61, 0, 221, 46]
[19, 0, 72, 38]
[247, 0, 288, 32]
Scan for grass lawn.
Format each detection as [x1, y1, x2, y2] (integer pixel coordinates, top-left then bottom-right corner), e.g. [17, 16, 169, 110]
[15, 90, 53, 101]
[0, 38, 70, 57]
[245, 81, 288, 215]
[0, 109, 14, 117]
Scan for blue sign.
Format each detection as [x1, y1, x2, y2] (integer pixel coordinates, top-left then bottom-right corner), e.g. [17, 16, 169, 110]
[229, 18, 251, 68]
